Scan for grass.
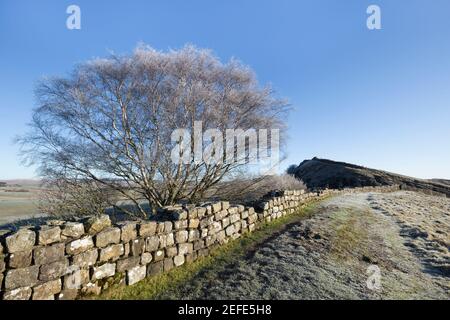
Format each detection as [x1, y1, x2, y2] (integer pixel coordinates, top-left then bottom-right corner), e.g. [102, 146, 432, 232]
[96, 198, 326, 300]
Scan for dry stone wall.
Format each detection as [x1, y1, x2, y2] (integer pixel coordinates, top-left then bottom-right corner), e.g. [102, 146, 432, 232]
[0, 186, 400, 300]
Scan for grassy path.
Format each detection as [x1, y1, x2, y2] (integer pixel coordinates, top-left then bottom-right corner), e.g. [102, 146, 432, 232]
[98, 200, 322, 300]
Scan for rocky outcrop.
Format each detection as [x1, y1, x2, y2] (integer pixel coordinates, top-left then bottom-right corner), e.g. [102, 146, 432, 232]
[291, 157, 450, 197]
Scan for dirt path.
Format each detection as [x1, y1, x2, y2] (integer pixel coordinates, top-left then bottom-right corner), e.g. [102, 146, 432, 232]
[158, 192, 449, 300]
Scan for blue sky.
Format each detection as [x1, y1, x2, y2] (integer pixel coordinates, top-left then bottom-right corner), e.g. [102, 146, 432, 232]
[0, 0, 449, 179]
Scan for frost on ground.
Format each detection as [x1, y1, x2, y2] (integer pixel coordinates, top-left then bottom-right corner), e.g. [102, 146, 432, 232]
[160, 192, 449, 299]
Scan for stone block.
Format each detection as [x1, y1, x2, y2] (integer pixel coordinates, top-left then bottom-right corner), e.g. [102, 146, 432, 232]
[38, 226, 61, 245]
[130, 238, 146, 256]
[66, 236, 94, 255]
[119, 222, 137, 242]
[8, 250, 32, 269]
[153, 250, 165, 262]
[165, 246, 178, 257]
[63, 268, 90, 290]
[61, 222, 85, 238]
[188, 219, 200, 229]
[163, 258, 174, 271]
[91, 263, 116, 281]
[5, 265, 39, 290]
[127, 265, 146, 286]
[147, 261, 163, 276]
[178, 243, 193, 255]
[164, 221, 173, 233]
[5, 229, 35, 253]
[2, 287, 32, 300]
[174, 255, 185, 267]
[32, 279, 61, 300]
[99, 244, 124, 262]
[39, 258, 69, 281]
[95, 227, 121, 248]
[145, 236, 159, 252]
[71, 248, 98, 268]
[141, 252, 152, 265]
[84, 215, 111, 235]
[174, 220, 188, 230]
[175, 230, 188, 243]
[34, 243, 65, 265]
[116, 256, 141, 273]
[138, 221, 157, 237]
[188, 229, 200, 242]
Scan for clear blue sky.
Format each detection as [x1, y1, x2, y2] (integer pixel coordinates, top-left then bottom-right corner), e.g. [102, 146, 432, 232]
[1, 0, 449, 180]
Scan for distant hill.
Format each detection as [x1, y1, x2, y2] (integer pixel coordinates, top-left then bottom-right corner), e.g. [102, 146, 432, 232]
[290, 157, 450, 197]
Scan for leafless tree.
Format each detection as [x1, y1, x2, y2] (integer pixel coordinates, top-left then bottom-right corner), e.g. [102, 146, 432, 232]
[18, 45, 289, 217]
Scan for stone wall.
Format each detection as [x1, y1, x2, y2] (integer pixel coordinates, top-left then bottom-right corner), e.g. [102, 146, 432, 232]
[0, 185, 399, 300]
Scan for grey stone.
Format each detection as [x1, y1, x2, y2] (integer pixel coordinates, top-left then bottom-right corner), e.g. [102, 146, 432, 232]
[188, 229, 200, 242]
[34, 243, 65, 265]
[141, 252, 153, 265]
[165, 246, 178, 257]
[116, 256, 140, 273]
[71, 248, 98, 268]
[5, 265, 39, 289]
[197, 207, 207, 218]
[174, 255, 185, 267]
[188, 219, 200, 229]
[5, 229, 36, 253]
[164, 221, 173, 232]
[138, 221, 157, 237]
[38, 226, 61, 245]
[91, 263, 116, 281]
[222, 201, 230, 210]
[119, 222, 137, 242]
[175, 230, 188, 243]
[185, 252, 197, 263]
[127, 265, 146, 285]
[174, 220, 188, 230]
[212, 202, 222, 213]
[147, 261, 163, 276]
[66, 236, 94, 255]
[130, 238, 146, 256]
[64, 268, 90, 290]
[99, 244, 124, 262]
[8, 250, 32, 269]
[145, 236, 159, 252]
[32, 279, 61, 300]
[95, 227, 121, 248]
[193, 240, 205, 250]
[166, 233, 175, 247]
[153, 250, 165, 262]
[39, 258, 69, 281]
[163, 258, 174, 271]
[62, 222, 85, 238]
[178, 243, 193, 255]
[84, 215, 111, 235]
[2, 287, 32, 300]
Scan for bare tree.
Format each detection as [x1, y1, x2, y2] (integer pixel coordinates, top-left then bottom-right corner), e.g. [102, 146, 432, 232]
[18, 45, 289, 217]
